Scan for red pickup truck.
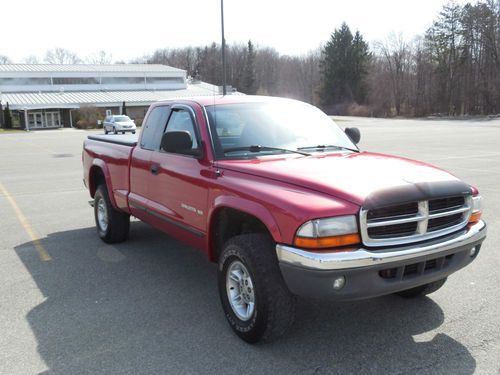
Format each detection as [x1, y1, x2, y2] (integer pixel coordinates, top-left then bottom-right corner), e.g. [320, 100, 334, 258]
[82, 95, 487, 343]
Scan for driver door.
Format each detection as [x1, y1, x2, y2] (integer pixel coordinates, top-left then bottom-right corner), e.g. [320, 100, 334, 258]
[148, 105, 208, 241]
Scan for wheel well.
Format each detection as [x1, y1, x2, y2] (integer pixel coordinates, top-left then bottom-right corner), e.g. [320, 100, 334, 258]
[89, 166, 105, 197]
[210, 207, 270, 262]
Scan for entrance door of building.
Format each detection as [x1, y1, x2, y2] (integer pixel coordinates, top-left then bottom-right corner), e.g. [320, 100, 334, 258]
[28, 112, 43, 128]
[45, 112, 61, 127]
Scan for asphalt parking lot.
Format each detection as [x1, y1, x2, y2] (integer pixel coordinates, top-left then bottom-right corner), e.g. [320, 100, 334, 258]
[0, 117, 499, 374]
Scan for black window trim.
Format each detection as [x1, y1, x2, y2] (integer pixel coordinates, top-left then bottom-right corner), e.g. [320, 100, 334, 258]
[158, 103, 203, 158]
[139, 104, 171, 151]
[202, 105, 220, 160]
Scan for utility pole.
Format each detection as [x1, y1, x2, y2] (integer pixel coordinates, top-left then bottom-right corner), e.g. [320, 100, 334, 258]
[221, 0, 227, 95]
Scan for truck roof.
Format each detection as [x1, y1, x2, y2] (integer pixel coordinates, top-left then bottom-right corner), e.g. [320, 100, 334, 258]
[156, 95, 301, 107]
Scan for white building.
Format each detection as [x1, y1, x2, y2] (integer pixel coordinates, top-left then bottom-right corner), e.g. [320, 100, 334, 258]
[0, 64, 220, 129]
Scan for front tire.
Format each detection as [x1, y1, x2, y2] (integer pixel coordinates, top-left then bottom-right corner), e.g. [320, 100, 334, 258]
[94, 184, 130, 243]
[396, 278, 447, 298]
[218, 234, 295, 343]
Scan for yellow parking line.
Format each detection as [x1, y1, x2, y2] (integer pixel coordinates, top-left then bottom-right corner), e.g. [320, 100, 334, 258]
[0, 181, 51, 261]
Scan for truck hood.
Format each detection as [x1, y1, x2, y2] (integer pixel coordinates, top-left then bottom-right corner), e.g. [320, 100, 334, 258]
[217, 152, 471, 208]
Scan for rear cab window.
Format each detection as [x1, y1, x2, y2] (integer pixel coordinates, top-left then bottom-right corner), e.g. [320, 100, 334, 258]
[140, 105, 171, 150]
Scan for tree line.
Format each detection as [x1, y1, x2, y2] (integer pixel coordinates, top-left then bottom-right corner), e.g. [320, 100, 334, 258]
[0, 49, 114, 65]
[1, 1, 499, 117]
[139, 41, 321, 107]
[371, 0, 500, 116]
[141, 1, 500, 117]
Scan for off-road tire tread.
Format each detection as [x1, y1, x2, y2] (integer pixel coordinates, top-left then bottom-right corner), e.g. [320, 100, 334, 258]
[94, 184, 130, 243]
[219, 234, 296, 343]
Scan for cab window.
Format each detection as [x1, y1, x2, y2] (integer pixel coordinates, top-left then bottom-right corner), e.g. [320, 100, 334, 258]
[140, 106, 171, 150]
[164, 109, 200, 152]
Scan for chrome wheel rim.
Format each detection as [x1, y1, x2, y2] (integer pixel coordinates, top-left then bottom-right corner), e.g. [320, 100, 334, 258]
[226, 260, 255, 321]
[97, 198, 108, 232]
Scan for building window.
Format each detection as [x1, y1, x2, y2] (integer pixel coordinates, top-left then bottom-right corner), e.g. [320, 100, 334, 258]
[146, 77, 184, 85]
[52, 77, 99, 85]
[0, 77, 51, 86]
[27, 110, 61, 128]
[101, 77, 145, 85]
[28, 112, 44, 128]
[45, 112, 61, 127]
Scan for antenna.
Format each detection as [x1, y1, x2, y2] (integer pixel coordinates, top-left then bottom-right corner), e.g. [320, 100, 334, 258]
[221, 0, 227, 96]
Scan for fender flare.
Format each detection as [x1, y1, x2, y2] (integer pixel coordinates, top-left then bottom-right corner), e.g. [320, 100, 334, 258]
[207, 195, 282, 260]
[89, 159, 118, 209]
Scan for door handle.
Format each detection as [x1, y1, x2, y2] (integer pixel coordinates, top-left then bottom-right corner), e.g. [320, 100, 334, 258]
[150, 165, 159, 175]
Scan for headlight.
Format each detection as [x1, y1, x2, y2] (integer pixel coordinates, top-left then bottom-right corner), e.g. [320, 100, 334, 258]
[294, 215, 360, 249]
[469, 195, 483, 224]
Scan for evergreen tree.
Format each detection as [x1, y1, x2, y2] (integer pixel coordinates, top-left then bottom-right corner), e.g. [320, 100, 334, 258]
[0, 102, 3, 128]
[242, 40, 257, 94]
[351, 31, 370, 103]
[319, 23, 370, 107]
[3, 103, 12, 129]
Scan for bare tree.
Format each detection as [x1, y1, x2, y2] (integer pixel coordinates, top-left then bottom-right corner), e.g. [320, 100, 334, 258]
[429, 3, 463, 115]
[413, 37, 434, 116]
[0, 55, 12, 64]
[254, 47, 280, 96]
[23, 55, 39, 64]
[297, 49, 321, 105]
[367, 55, 393, 116]
[44, 48, 82, 64]
[375, 33, 413, 116]
[87, 50, 113, 64]
[226, 43, 247, 90]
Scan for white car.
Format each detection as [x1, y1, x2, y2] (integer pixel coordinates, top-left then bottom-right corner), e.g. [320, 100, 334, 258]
[103, 115, 137, 134]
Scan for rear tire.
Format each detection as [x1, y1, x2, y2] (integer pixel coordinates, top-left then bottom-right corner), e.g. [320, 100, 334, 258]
[396, 278, 447, 298]
[218, 234, 296, 343]
[94, 184, 130, 243]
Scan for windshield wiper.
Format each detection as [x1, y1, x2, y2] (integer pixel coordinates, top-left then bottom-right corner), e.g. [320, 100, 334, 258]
[224, 145, 311, 156]
[298, 144, 358, 152]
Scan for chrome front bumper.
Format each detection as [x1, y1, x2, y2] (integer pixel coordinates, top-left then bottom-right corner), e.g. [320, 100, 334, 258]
[276, 220, 487, 271]
[276, 221, 486, 300]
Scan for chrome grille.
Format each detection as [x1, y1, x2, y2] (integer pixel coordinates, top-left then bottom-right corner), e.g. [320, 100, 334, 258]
[360, 195, 472, 247]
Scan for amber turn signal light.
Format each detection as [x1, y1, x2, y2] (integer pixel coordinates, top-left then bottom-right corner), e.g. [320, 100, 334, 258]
[468, 211, 481, 224]
[294, 233, 361, 249]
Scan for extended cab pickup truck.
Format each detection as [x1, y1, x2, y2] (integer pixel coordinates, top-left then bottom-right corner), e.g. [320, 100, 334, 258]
[82, 96, 487, 343]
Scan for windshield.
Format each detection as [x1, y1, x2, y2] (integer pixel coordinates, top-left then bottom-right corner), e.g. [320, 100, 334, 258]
[205, 101, 357, 159]
[114, 116, 131, 122]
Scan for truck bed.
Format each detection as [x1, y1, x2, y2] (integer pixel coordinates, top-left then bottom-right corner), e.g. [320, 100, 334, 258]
[83, 134, 137, 212]
[87, 134, 138, 147]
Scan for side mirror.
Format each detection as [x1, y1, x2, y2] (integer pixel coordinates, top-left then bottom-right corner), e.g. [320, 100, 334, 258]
[161, 131, 202, 157]
[345, 127, 361, 144]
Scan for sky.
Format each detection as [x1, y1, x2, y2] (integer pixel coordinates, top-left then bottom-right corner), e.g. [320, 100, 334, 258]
[1, 0, 473, 63]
